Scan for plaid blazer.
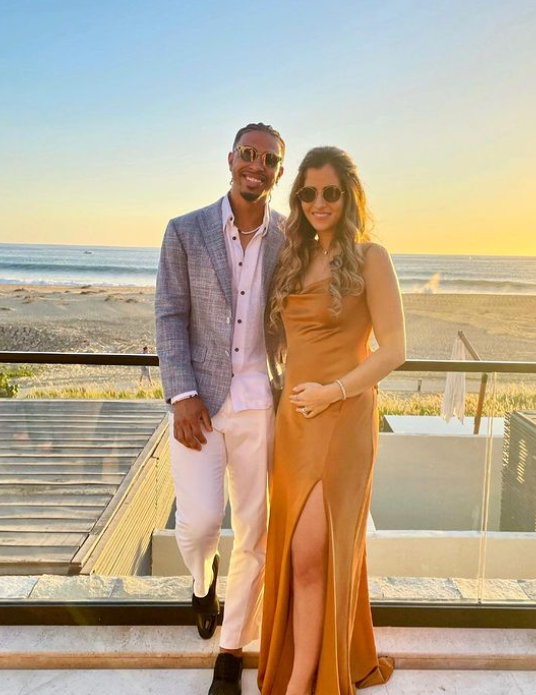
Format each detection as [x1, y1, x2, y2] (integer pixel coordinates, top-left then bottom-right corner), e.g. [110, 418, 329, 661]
[155, 197, 286, 416]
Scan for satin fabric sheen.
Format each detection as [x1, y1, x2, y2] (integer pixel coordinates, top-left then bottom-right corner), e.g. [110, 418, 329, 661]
[258, 278, 394, 694]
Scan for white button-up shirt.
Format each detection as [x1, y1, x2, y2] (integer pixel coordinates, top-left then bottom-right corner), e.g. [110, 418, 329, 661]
[172, 195, 272, 412]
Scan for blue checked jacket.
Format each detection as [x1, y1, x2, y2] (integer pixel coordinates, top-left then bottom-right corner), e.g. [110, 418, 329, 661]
[155, 197, 286, 416]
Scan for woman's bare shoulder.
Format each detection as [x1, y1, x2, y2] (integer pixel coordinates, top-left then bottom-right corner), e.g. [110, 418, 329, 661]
[359, 242, 391, 271]
[359, 241, 389, 256]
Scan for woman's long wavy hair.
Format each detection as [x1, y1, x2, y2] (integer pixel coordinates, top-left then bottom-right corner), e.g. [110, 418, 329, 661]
[270, 146, 371, 326]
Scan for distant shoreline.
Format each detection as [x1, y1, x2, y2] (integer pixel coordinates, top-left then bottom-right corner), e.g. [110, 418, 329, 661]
[1, 241, 535, 259]
[0, 279, 535, 296]
[1, 244, 535, 295]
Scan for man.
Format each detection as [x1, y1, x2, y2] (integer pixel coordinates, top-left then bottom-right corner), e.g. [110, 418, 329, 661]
[138, 346, 154, 388]
[155, 123, 286, 695]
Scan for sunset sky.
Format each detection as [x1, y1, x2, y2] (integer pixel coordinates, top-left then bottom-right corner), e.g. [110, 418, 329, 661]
[1, 0, 535, 255]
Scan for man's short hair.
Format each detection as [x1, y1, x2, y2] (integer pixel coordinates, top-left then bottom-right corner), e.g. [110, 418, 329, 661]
[232, 123, 285, 158]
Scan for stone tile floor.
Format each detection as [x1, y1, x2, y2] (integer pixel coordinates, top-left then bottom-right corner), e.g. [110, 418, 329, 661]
[1, 668, 534, 695]
[2, 625, 536, 671]
[1, 576, 535, 693]
[2, 574, 536, 603]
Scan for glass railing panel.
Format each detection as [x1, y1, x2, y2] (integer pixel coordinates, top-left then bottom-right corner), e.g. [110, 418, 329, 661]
[481, 370, 536, 606]
[1, 356, 535, 612]
[370, 368, 496, 604]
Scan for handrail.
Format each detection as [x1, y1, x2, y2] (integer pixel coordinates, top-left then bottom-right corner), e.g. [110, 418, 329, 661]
[1, 351, 535, 373]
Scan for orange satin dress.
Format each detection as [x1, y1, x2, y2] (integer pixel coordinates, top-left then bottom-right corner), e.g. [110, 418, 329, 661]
[258, 278, 394, 695]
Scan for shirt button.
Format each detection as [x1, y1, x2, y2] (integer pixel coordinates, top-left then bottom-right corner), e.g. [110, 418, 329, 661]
[226, 317, 230, 324]
[238, 262, 243, 266]
[240, 290, 245, 295]
[234, 347, 239, 352]
[237, 319, 242, 324]
[232, 236, 237, 241]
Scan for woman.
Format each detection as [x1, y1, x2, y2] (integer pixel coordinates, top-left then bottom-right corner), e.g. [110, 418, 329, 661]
[258, 147, 405, 695]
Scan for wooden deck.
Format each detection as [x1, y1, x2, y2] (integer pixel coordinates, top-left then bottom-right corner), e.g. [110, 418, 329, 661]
[0, 399, 171, 575]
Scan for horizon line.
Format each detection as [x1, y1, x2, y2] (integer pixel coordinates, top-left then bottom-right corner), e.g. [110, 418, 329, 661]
[1, 242, 534, 260]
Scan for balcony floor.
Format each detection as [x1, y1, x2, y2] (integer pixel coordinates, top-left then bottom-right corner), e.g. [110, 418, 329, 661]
[2, 667, 534, 694]
[0, 625, 535, 695]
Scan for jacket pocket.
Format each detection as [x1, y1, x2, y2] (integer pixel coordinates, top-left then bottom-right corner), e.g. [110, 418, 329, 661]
[190, 344, 208, 363]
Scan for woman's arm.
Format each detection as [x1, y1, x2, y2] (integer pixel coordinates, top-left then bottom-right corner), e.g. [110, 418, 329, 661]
[290, 244, 406, 416]
[331, 243, 406, 398]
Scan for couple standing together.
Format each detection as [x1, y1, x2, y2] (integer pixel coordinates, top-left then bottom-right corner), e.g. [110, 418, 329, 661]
[155, 123, 405, 695]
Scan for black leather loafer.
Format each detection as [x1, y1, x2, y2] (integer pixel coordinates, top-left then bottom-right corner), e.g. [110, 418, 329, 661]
[208, 653, 243, 695]
[192, 553, 220, 639]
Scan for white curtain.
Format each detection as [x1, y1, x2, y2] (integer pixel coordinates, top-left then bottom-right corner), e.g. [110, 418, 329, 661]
[441, 334, 466, 423]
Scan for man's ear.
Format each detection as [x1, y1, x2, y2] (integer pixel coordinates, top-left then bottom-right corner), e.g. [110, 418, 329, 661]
[277, 165, 284, 182]
[228, 151, 234, 170]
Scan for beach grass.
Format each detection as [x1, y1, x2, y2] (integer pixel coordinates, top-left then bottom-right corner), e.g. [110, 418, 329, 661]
[4, 365, 39, 378]
[27, 385, 164, 400]
[20, 383, 536, 417]
[378, 384, 536, 417]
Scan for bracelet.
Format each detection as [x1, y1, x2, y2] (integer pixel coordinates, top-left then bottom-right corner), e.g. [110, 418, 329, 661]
[335, 379, 347, 401]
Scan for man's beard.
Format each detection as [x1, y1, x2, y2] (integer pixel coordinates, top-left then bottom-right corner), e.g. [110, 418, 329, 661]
[240, 190, 266, 203]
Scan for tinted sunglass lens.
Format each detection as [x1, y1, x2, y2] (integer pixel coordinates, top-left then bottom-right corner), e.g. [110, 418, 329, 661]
[239, 147, 256, 162]
[264, 153, 280, 168]
[298, 187, 316, 203]
[324, 186, 342, 203]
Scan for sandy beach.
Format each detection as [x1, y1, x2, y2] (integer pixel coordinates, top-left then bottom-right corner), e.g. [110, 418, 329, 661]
[1, 284, 535, 394]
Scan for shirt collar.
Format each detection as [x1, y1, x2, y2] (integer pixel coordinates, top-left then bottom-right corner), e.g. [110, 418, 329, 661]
[222, 193, 270, 238]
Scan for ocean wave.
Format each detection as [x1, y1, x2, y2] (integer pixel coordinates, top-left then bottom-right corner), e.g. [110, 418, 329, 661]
[400, 277, 536, 292]
[0, 261, 157, 275]
[0, 277, 154, 288]
[1, 245, 535, 295]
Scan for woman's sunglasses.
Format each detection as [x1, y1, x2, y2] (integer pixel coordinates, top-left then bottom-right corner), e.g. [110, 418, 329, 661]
[235, 145, 282, 169]
[296, 186, 345, 203]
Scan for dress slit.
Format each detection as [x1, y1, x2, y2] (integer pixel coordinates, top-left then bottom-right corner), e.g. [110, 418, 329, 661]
[265, 478, 326, 694]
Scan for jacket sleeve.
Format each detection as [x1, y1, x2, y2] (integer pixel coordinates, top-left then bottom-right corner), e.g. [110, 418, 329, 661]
[155, 218, 198, 403]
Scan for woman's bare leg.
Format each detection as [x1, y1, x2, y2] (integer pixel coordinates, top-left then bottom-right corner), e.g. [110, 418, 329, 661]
[285, 481, 327, 695]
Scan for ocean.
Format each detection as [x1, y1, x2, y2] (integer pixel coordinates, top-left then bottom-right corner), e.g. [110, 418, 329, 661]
[0, 243, 535, 295]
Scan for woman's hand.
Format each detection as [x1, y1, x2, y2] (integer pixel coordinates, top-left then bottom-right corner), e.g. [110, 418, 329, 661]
[289, 381, 339, 418]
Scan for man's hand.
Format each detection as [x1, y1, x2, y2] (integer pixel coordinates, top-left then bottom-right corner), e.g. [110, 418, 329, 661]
[173, 396, 213, 451]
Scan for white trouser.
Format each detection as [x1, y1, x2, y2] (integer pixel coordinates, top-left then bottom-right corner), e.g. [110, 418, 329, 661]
[169, 395, 274, 649]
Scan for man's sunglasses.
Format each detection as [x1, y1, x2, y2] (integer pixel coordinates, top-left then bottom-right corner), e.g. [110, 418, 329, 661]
[235, 145, 282, 169]
[296, 186, 345, 204]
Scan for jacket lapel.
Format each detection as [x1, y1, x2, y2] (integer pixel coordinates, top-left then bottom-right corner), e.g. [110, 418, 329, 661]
[200, 198, 233, 308]
[262, 212, 285, 305]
